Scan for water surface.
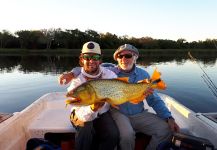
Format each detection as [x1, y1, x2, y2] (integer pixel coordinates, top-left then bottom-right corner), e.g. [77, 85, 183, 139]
[0, 51, 217, 113]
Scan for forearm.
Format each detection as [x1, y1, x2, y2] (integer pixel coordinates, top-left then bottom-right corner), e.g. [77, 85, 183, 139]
[147, 92, 172, 119]
[70, 67, 82, 78]
[58, 71, 75, 85]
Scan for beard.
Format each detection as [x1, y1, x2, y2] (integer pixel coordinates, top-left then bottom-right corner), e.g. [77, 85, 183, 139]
[120, 63, 134, 71]
[84, 65, 99, 75]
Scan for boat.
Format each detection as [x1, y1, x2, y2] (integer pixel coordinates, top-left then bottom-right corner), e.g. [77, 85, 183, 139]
[0, 92, 217, 150]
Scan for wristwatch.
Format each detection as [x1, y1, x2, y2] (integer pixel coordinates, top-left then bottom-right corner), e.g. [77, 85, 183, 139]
[166, 116, 175, 122]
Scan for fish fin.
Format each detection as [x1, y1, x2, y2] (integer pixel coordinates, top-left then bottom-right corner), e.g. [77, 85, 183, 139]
[111, 104, 119, 109]
[151, 68, 161, 81]
[156, 79, 167, 90]
[115, 77, 129, 83]
[150, 79, 167, 90]
[65, 100, 71, 108]
[104, 98, 119, 109]
[150, 68, 167, 90]
[129, 95, 145, 104]
[65, 99, 72, 105]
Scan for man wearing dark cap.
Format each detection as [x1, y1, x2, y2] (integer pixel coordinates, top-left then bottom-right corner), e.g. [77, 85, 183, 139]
[59, 44, 180, 150]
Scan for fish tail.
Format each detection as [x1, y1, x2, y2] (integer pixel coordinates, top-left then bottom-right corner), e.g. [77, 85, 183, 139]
[150, 69, 167, 90]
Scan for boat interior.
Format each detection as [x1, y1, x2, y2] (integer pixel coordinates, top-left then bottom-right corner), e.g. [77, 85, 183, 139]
[0, 92, 216, 150]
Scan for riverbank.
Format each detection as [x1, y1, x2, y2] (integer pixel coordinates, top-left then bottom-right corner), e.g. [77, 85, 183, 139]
[0, 48, 216, 55]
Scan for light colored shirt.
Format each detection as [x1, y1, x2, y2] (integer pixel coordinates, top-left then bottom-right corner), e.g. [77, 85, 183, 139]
[68, 66, 117, 122]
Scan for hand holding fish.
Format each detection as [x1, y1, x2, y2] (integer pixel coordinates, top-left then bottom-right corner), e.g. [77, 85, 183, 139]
[143, 87, 154, 98]
[70, 109, 84, 127]
[58, 72, 74, 85]
[130, 88, 154, 104]
[167, 118, 180, 132]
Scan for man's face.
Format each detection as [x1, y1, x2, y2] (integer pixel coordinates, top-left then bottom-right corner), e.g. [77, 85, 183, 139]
[116, 50, 136, 71]
[81, 53, 101, 74]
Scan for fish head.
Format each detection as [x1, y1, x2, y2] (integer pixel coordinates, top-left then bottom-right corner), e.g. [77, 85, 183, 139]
[66, 83, 96, 105]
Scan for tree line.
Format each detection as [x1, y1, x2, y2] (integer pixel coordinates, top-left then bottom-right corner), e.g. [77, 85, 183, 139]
[0, 28, 217, 49]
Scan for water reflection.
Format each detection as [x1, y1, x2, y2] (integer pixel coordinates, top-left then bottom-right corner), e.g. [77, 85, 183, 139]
[1, 51, 217, 73]
[0, 51, 217, 113]
[0, 55, 79, 74]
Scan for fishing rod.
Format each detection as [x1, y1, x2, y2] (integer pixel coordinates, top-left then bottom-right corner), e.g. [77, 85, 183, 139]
[201, 75, 217, 100]
[201, 73, 217, 94]
[188, 52, 217, 92]
[188, 52, 217, 99]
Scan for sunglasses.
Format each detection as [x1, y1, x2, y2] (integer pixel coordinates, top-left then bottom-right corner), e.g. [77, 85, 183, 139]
[81, 54, 101, 61]
[117, 54, 133, 59]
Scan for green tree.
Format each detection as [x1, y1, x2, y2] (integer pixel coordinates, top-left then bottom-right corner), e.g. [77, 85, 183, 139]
[41, 28, 56, 49]
[0, 32, 2, 48]
[0, 30, 19, 48]
[177, 38, 188, 48]
[100, 32, 121, 48]
[15, 30, 31, 49]
[85, 29, 100, 43]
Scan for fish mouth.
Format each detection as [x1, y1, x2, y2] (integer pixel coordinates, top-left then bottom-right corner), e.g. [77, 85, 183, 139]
[65, 92, 81, 103]
[66, 98, 81, 104]
[66, 92, 76, 98]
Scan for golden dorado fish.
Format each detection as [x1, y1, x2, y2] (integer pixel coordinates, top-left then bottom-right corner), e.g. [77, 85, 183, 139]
[65, 69, 166, 106]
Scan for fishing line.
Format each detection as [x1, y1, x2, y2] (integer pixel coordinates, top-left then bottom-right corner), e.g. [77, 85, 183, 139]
[202, 74, 217, 94]
[188, 52, 217, 99]
[188, 52, 217, 91]
[201, 75, 217, 100]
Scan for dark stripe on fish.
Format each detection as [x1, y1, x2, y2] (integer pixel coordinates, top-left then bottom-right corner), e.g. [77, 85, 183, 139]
[152, 79, 161, 84]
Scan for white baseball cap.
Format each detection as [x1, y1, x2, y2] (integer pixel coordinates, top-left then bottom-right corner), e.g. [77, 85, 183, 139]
[81, 41, 101, 55]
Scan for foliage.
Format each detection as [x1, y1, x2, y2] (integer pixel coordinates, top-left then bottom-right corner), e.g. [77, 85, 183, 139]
[0, 29, 217, 50]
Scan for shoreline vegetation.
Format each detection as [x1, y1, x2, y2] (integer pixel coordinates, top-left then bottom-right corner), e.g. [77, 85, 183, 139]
[1, 48, 216, 59]
[0, 48, 216, 54]
[1, 28, 217, 50]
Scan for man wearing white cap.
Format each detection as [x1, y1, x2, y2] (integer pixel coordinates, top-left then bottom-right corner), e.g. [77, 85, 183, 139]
[59, 44, 180, 150]
[62, 41, 119, 150]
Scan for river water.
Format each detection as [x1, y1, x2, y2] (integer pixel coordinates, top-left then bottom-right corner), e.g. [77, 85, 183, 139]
[0, 51, 217, 113]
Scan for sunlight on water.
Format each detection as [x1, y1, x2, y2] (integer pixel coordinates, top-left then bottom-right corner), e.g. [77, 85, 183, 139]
[0, 54, 217, 113]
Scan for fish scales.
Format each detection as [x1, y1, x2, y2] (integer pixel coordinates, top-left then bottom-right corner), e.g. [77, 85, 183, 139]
[65, 69, 166, 106]
[89, 79, 148, 105]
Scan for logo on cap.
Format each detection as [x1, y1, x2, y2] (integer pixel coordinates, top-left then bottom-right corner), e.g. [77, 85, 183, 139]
[87, 43, 95, 49]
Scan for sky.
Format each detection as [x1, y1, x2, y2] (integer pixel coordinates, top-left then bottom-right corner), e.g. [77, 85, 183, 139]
[0, 0, 217, 42]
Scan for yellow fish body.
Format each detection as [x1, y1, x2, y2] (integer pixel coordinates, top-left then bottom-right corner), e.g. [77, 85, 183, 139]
[66, 69, 166, 106]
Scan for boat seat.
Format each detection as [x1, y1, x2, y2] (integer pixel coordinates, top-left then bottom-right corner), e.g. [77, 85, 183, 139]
[28, 108, 76, 138]
[28, 107, 151, 150]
